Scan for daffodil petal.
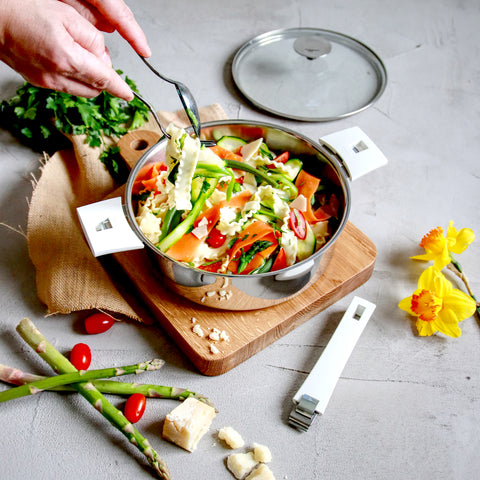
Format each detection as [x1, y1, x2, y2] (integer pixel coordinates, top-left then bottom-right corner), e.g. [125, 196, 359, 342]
[449, 228, 475, 254]
[415, 318, 437, 336]
[410, 253, 435, 262]
[433, 249, 452, 269]
[443, 290, 477, 321]
[446, 221, 457, 239]
[398, 296, 414, 314]
[417, 266, 450, 292]
[435, 309, 463, 338]
[431, 268, 453, 297]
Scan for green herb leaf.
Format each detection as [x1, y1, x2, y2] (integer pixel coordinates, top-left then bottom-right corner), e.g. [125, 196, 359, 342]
[237, 240, 273, 273]
[0, 71, 149, 163]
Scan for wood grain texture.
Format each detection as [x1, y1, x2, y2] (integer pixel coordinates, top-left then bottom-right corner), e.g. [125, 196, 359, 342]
[111, 221, 376, 376]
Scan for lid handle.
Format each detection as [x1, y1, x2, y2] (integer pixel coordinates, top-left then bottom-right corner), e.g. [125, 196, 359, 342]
[77, 197, 144, 257]
[320, 126, 388, 181]
[293, 35, 332, 60]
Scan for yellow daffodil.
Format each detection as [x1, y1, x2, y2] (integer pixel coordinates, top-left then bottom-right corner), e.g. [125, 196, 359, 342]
[398, 266, 476, 337]
[411, 221, 475, 269]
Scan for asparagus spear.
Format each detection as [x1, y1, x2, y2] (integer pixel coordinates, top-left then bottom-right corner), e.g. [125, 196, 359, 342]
[16, 318, 170, 480]
[157, 177, 218, 252]
[0, 363, 214, 407]
[0, 359, 164, 403]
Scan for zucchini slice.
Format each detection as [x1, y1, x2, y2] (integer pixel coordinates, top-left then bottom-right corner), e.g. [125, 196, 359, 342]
[296, 222, 316, 261]
[216, 135, 247, 152]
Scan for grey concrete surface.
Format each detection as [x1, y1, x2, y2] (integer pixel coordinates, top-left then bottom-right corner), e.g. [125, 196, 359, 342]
[0, 1, 479, 479]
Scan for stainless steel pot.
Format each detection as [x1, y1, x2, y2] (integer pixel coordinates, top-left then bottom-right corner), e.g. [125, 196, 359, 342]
[124, 120, 350, 310]
[78, 120, 386, 310]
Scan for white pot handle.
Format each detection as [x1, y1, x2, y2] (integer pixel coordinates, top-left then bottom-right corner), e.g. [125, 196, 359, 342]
[77, 197, 144, 257]
[320, 126, 388, 181]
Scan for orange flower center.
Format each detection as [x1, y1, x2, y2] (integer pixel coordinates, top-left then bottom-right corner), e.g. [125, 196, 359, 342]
[419, 227, 445, 254]
[411, 289, 443, 322]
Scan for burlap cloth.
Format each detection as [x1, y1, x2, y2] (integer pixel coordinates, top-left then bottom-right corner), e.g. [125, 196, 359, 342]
[27, 104, 228, 322]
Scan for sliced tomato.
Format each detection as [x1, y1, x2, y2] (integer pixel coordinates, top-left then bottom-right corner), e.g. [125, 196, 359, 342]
[289, 209, 307, 240]
[271, 248, 288, 271]
[274, 151, 289, 163]
[198, 261, 223, 272]
[206, 228, 227, 248]
[267, 151, 289, 168]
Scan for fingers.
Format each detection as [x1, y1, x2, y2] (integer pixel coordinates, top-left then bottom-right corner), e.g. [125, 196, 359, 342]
[65, 46, 134, 100]
[0, 0, 138, 100]
[57, 0, 115, 32]
[84, 0, 151, 57]
[63, 17, 134, 100]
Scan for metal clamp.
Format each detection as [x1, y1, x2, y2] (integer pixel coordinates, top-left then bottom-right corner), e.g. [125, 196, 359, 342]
[288, 296, 376, 431]
[288, 394, 319, 432]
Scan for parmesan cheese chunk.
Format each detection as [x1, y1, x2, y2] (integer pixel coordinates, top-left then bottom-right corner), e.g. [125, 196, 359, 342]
[240, 138, 263, 163]
[218, 426, 245, 449]
[162, 397, 216, 452]
[227, 452, 258, 479]
[192, 324, 204, 337]
[245, 463, 276, 480]
[289, 194, 307, 212]
[253, 443, 272, 463]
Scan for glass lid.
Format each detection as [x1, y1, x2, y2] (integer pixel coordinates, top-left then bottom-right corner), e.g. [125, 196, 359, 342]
[232, 28, 387, 121]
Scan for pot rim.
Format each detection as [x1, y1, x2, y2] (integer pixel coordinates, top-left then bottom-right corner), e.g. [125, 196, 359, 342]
[124, 119, 351, 278]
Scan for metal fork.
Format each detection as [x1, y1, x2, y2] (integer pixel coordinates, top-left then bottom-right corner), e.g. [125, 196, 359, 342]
[137, 55, 213, 145]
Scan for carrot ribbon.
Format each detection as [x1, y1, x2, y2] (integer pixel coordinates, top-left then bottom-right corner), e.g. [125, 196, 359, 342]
[165, 190, 252, 262]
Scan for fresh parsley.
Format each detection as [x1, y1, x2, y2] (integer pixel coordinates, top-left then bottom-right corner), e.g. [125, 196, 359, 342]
[0, 71, 149, 158]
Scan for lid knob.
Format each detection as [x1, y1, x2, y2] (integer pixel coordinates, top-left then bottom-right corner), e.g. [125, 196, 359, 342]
[293, 35, 332, 60]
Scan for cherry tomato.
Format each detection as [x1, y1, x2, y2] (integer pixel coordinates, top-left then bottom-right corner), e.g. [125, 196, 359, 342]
[84, 312, 115, 334]
[289, 208, 307, 240]
[206, 228, 227, 248]
[124, 393, 147, 423]
[70, 343, 91, 370]
[271, 248, 288, 271]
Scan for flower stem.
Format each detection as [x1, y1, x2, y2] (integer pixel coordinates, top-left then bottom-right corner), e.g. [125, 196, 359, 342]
[15, 318, 170, 480]
[448, 257, 480, 320]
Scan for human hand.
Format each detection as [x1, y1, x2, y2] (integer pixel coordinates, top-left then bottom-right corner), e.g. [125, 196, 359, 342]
[58, 0, 151, 57]
[0, 0, 150, 100]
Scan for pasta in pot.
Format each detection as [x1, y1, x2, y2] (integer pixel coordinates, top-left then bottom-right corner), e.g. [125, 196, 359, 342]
[133, 125, 340, 275]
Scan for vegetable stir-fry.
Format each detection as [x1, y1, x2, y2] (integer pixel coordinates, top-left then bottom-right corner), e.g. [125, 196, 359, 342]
[134, 125, 341, 275]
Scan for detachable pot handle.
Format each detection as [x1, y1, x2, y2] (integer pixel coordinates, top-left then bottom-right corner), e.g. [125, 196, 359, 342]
[77, 197, 143, 257]
[319, 126, 387, 181]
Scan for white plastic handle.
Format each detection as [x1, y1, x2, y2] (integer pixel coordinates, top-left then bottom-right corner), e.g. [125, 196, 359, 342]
[320, 126, 388, 181]
[77, 197, 144, 257]
[293, 296, 376, 414]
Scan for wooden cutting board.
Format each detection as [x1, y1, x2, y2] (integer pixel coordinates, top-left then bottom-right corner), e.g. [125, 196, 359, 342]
[109, 131, 377, 376]
[110, 222, 375, 376]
